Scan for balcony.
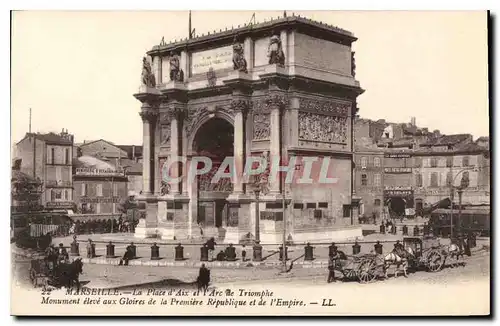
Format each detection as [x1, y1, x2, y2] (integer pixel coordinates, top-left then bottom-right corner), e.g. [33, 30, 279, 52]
[45, 180, 73, 188]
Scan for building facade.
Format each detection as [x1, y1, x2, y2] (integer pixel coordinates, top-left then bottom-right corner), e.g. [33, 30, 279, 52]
[15, 130, 75, 212]
[77, 140, 143, 197]
[354, 117, 490, 219]
[72, 155, 128, 216]
[353, 145, 384, 221]
[134, 15, 364, 243]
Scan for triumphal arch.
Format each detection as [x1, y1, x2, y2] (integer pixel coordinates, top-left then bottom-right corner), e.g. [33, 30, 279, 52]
[134, 15, 364, 244]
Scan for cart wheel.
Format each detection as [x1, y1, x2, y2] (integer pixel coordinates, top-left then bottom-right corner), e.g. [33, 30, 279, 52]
[358, 259, 377, 283]
[426, 250, 444, 272]
[29, 268, 37, 287]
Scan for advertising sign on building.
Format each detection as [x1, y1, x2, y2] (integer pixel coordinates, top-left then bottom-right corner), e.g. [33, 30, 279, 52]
[384, 153, 411, 158]
[384, 189, 413, 197]
[384, 167, 412, 174]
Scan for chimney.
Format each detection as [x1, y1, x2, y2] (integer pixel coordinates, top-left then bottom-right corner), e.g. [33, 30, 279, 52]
[411, 117, 416, 126]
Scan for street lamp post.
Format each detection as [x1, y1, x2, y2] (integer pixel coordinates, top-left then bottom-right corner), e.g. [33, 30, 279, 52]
[281, 193, 287, 272]
[449, 167, 472, 239]
[254, 189, 260, 244]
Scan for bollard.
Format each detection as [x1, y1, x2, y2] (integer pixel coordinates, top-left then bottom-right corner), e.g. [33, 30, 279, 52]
[304, 243, 314, 261]
[352, 241, 361, 255]
[151, 243, 160, 260]
[380, 224, 386, 234]
[105, 241, 115, 258]
[225, 244, 237, 261]
[253, 244, 263, 262]
[328, 242, 337, 258]
[402, 225, 408, 236]
[413, 226, 419, 236]
[175, 243, 184, 261]
[129, 242, 137, 259]
[279, 245, 288, 260]
[200, 245, 209, 262]
[70, 236, 79, 256]
[374, 241, 383, 255]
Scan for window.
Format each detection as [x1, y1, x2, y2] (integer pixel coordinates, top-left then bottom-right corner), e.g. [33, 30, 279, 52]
[374, 199, 381, 206]
[414, 157, 422, 168]
[462, 156, 470, 167]
[96, 184, 103, 197]
[53, 189, 62, 200]
[113, 183, 118, 197]
[51, 148, 55, 164]
[361, 157, 368, 168]
[416, 174, 423, 187]
[446, 157, 453, 167]
[430, 157, 438, 168]
[96, 203, 101, 214]
[430, 172, 439, 187]
[374, 173, 381, 187]
[65, 148, 70, 165]
[306, 203, 316, 209]
[374, 157, 381, 167]
[343, 205, 351, 218]
[361, 174, 368, 186]
[318, 202, 328, 208]
[64, 190, 69, 200]
[81, 183, 87, 196]
[293, 203, 304, 210]
[446, 172, 453, 186]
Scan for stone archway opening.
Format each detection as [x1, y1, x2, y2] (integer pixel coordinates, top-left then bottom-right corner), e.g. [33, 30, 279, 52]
[193, 117, 234, 228]
[388, 197, 406, 217]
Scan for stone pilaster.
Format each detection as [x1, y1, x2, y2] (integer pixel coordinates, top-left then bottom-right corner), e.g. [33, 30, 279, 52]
[230, 99, 250, 195]
[139, 104, 158, 194]
[168, 107, 182, 195]
[266, 94, 286, 194]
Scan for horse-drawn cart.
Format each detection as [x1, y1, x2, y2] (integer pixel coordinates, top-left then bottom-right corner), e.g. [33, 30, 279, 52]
[403, 236, 447, 272]
[29, 258, 54, 287]
[333, 253, 385, 284]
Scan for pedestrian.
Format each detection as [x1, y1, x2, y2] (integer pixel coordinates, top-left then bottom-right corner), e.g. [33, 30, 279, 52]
[241, 245, 247, 262]
[197, 263, 210, 292]
[327, 245, 339, 283]
[119, 243, 134, 266]
[57, 243, 69, 264]
[86, 239, 94, 258]
[205, 237, 216, 261]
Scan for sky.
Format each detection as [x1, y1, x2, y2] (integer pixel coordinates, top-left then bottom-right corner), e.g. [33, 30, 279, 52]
[11, 10, 489, 145]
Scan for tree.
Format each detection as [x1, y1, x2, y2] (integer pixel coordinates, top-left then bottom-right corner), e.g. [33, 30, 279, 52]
[11, 170, 44, 213]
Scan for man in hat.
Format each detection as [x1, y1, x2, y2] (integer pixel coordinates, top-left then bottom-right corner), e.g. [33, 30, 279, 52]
[327, 245, 340, 283]
[57, 243, 69, 265]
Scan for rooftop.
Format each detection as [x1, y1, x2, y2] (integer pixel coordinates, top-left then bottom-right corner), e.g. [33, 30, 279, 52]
[148, 13, 356, 56]
[19, 130, 74, 145]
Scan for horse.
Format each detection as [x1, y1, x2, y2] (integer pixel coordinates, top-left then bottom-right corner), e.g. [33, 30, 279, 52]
[54, 258, 84, 291]
[383, 246, 414, 278]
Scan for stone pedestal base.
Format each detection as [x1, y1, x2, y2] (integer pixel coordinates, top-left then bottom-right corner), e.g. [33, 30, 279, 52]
[222, 227, 242, 244]
[258, 226, 363, 245]
[134, 220, 158, 239]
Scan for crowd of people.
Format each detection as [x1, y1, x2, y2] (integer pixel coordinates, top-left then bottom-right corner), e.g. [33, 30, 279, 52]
[71, 217, 138, 235]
